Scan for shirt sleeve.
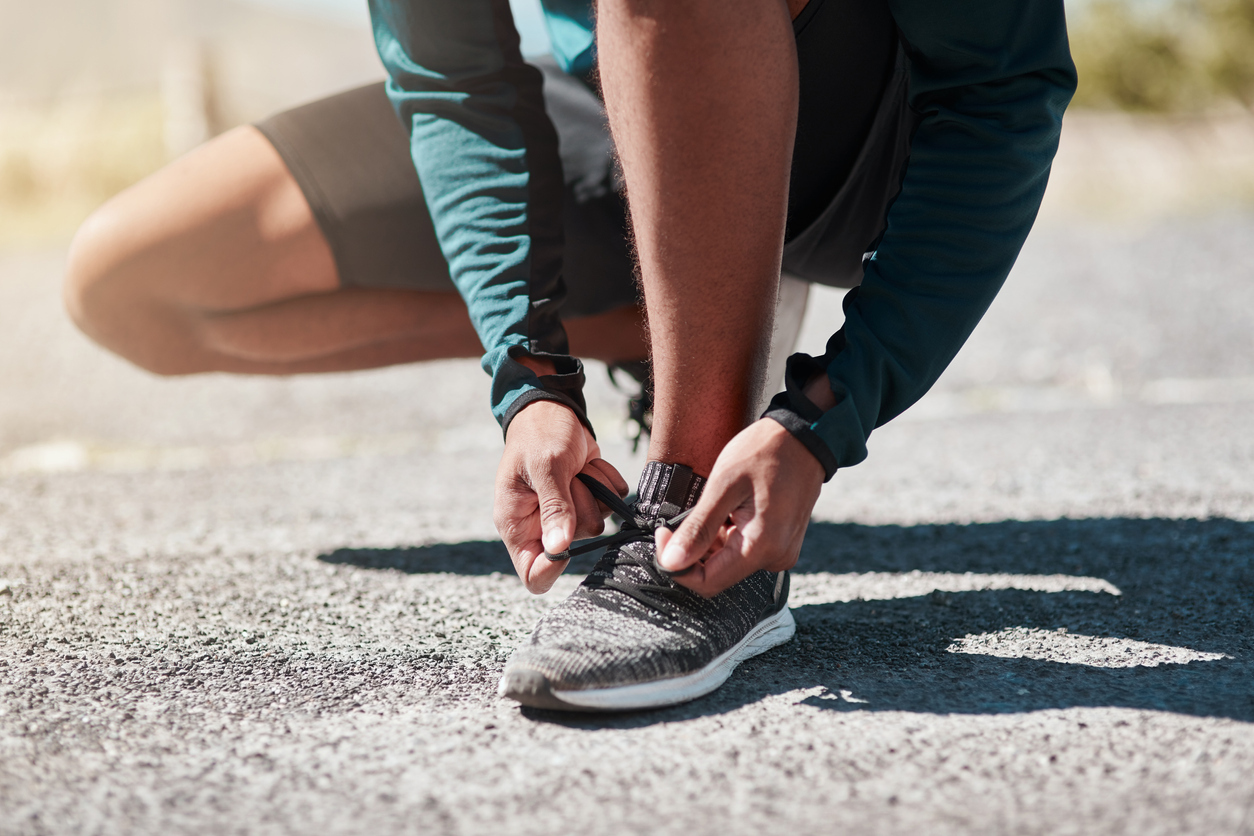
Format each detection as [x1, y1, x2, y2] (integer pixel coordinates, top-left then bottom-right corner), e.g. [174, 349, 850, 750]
[764, 0, 1078, 480]
[368, 0, 592, 437]
[538, 0, 597, 78]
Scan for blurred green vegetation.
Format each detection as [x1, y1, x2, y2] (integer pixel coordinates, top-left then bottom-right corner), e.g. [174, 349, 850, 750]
[1071, 0, 1254, 111]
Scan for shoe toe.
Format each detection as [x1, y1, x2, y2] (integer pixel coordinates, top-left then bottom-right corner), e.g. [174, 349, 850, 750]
[499, 665, 586, 711]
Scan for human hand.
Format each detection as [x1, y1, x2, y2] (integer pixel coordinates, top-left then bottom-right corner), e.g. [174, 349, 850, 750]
[494, 399, 629, 593]
[654, 418, 824, 597]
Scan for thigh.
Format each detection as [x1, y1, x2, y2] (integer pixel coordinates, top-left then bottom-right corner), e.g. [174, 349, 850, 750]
[260, 75, 641, 321]
[69, 123, 340, 317]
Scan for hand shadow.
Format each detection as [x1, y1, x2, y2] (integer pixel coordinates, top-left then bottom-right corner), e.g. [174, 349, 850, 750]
[317, 540, 604, 576]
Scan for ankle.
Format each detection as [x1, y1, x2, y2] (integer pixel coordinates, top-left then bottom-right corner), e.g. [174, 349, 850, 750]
[636, 461, 706, 518]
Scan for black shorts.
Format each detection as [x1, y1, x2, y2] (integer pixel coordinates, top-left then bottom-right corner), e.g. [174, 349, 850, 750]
[254, 0, 914, 320]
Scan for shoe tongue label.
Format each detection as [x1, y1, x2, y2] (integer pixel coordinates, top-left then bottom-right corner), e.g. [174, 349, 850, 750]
[637, 461, 705, 519]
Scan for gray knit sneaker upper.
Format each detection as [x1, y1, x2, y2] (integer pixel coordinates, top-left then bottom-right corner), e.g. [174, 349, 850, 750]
[502, 461, 790, 694]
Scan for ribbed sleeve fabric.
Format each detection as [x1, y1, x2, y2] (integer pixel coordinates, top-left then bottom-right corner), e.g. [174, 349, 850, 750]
[369, 0, 591, 436]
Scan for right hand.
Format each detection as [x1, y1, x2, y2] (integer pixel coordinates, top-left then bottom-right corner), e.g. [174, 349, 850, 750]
[494, 399, 629, 593]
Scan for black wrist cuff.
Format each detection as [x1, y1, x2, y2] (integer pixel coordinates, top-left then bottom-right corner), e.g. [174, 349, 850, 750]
[763, 408, 838, 482]
[499, 350, 594, 440]
[758, 345, 842, 482]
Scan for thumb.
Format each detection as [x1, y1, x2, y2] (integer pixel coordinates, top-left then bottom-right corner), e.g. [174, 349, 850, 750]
[658, 480, 744, 572]
[531, 467, 577, 558]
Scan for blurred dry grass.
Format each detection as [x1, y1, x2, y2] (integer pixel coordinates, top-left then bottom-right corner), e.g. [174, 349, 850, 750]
[0, 95, 166, 249]
[2, 0, 1253, 254]
[1047, 0, 1254, 220]
[1041, 108, 1254, 222]
[0, 0, 381, 251]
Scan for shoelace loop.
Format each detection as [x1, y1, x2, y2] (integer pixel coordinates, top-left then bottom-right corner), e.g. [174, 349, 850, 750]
[543, 473, 693, 571]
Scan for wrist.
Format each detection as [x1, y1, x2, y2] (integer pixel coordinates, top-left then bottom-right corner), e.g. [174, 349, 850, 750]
[762, 416, 825, 485]
[498, 352, 594, 442]
[504, 396, 589, 447]
[761, 409, 838, 482]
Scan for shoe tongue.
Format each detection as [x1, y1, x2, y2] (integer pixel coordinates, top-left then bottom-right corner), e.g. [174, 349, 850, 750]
[635, 461, 706, 520]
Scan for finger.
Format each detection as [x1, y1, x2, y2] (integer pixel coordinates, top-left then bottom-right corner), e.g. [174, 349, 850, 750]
[499, 495, 572, 593]
[502, 515, 568, 595]
[577, 462, 624, 516]
[658, 477, 747, 572]
[528, 463, 578, 558]
[654, 525, 675, 565]
[675, 527, 757, 597]
[678, 520, 805, 597]
[586, 458, 630, 498]
[655, 524, 671, 548]
[570, 476, 608, 540]
[494, 498, 566, 594]
[655, 522, 724, 566]
[522, 541, 569, 594]
[494, 476, 542, 566]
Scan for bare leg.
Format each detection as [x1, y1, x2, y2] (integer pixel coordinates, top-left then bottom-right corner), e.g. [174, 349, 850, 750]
[597, 0, 799, 475]
[65, 126, 648, 376]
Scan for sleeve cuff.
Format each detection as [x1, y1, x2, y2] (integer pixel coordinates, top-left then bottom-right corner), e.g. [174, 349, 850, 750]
[497, 348, 594, 440]
[763, 407, 838, 482]
[759, 342, 846, 482]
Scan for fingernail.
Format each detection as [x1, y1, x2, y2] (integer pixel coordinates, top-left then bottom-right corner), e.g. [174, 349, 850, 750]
[542, 527, 564, 554]
[660, 544, 683, 571]
[654, 528, 671, 564]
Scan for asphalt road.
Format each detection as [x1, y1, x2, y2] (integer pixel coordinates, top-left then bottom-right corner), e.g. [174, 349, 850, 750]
[1, 211, 1253, 835]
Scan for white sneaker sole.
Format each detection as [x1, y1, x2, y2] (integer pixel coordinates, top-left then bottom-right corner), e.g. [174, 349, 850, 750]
[500, 606, 796, 712]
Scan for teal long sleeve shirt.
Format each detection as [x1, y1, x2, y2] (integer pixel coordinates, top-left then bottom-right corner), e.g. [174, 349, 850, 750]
[369, 0, 1077, 473]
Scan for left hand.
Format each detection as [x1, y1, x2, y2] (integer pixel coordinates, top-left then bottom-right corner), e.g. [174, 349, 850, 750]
[655, 417, 825, 597]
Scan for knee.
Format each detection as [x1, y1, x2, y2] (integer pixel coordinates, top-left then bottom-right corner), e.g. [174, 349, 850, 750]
[64, 200, 132, 339]
[63, 201, 200, 376]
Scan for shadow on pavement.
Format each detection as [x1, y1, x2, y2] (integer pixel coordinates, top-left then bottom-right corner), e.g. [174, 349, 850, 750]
[518, 517, 1254, 728]
[318, 540, 604, 575]
[320, 518, 1253, 726]
[319, 541, 513, 575]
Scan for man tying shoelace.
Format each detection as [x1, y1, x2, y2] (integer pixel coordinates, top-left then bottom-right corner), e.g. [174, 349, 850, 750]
[64, 0, 1076, 711]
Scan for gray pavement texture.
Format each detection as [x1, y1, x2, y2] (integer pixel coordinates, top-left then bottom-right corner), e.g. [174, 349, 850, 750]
[1, 211, 1254, 835]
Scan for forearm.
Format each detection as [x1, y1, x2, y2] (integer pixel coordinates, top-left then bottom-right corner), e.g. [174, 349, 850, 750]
[369, 0, 590, 433]
[768, 0, 1077, 478]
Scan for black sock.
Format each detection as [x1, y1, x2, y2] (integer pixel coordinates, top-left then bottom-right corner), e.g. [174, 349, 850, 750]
[635, 461, 706, 519]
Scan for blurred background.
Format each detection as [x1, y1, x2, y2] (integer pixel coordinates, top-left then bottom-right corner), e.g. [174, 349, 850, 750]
[3, 0, 1252, 250]
[0, 0, 551, 250]
[0, 0, 1251, 510]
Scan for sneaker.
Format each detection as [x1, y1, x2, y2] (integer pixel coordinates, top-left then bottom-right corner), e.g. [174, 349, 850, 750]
[499, 461, 795, 712]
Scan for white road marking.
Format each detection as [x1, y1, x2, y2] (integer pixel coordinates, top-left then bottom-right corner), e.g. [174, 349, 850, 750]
[947, 627, 1231, 668]
[789, 571, 1122, 606]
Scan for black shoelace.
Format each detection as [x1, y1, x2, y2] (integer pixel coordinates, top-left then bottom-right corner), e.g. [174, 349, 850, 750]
[544, 473, 697, 608]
